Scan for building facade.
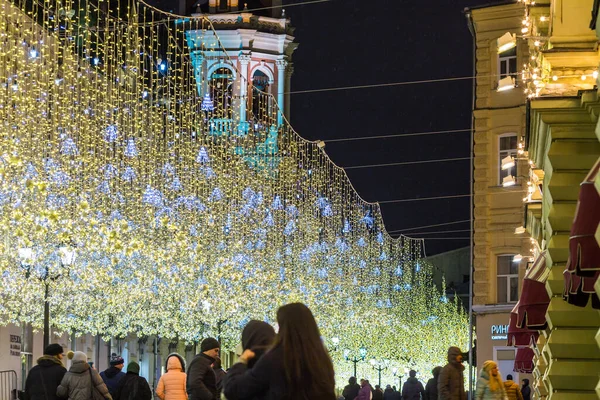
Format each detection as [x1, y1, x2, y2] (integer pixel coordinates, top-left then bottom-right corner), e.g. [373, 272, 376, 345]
[465, 2, 533, 383]
[426, 247, 470, 310]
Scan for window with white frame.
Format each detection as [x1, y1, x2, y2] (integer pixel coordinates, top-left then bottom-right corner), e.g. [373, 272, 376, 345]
[497, 255, 519, 303]
[498, 134, 518, 185]
[498, 47, 517, 80]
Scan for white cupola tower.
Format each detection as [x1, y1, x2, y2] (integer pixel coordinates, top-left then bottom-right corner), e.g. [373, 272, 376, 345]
[186, 0, 297, 136]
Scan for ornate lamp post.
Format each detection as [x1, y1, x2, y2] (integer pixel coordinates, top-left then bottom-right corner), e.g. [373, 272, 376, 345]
[370, 358, 389, 387]
[344, 347, 367, 378]
[392, 367, 402, 390]
[18, 246, 76, 349]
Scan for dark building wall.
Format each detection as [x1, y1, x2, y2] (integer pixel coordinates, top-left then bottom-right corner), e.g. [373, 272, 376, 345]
[426, 246, 470, 310]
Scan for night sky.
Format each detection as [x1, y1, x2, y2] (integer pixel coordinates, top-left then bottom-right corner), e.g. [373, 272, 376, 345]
[283, 0, 490, 255]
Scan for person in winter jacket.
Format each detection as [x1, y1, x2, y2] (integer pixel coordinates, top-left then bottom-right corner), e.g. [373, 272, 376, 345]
[474, 361, 506, 400]
[187, 337, 220, 400]
[503, 375, 523, 400]
[212, 357, 226, 395]
[401, 370, 425, 400]
[57, 351, 112, 400]
[113, 362, 151, 400]
[156, 353, 187, 400]
[24, 343, 67, 400]
[382, 385, 394, 400]
[100, 354, 126, 397]
[239, 320, 275, 369]
[438, 346, 467, 400]
[223, 303, 336, 400]
[342, 377, 360, 400]
[424, 366, 441, 400]
[520, 379, 531, 400]
[372, 385, 383, 400]
[356, 380, 372, 400]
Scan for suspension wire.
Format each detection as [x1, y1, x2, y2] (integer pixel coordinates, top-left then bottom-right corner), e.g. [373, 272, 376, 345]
[378, 194, 472, 204]
[284, 74, 506, 95]
[343, 156, 470, 170]
[400, 229, 472, 235]
[226, 0, 334, 14]
[388, 219, 471, 233]
[325, 128, 472, 143]
[404, 237, 471, 240]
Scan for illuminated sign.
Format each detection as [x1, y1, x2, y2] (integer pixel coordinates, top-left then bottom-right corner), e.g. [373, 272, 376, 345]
[491, 324, 509, 340]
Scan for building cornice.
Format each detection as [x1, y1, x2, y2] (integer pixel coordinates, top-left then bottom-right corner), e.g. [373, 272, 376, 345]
[472, 304, 514, 314]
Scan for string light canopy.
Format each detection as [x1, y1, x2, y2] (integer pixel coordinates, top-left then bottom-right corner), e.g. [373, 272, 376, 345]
[0, 0, 468, 377]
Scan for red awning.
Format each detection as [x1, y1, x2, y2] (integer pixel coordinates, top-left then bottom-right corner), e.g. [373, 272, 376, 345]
[507, 251, 548, 346]
[513, 347, 535, 373]
[564, 158, 600, 309]
[507, 304, 539, 347]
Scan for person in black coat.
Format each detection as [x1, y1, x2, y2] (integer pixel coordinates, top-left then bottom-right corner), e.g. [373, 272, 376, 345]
[402, 370, 425, 400]
[425, 366, 442, 400]
[113, 362, 152, 400]
[24, 344, 67, 400]
[240, 320, 275, 369]
[187, 337, 221, 400]
[521, 379, 531, 400]
[223, 303, 336, 400]
[342, 377, 360, 400]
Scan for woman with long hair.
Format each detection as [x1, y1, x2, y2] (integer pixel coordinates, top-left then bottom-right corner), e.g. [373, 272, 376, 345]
[223, 303, 336, 400]
[474, 361, 507, 400]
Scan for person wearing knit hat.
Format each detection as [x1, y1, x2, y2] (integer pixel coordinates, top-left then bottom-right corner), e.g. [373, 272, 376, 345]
[100, 353, 126, 397]
[187, 337, 220, 400]
[23, 344, 66, 400]
[112, 362, 152, 400]
[474, 361, 507, 400]
[57, 351, 112, 400]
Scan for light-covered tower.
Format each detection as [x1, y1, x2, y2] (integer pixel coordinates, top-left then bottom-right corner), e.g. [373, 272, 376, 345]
[186, 0, 297, 135]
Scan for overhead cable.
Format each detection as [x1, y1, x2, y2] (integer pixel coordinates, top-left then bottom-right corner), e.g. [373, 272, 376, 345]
[388, 219, 471, 233]
[401, 229, 472, 236]
[325, 128, 472, 143]
[343, 156, 470, 170]
[379, 194, 472, 204]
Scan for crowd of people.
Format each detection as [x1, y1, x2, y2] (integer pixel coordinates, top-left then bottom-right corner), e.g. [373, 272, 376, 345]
[22, 302, 532, 400]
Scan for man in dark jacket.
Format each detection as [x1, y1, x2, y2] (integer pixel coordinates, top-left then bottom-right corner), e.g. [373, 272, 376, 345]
[373, 385, 384, 400]
[521, 379, 531, 400]
[401, 370, 425, 399]
[24, 343, 67, 400]
[342, 377, 360, 400]
[101, 354, 126, 397]
[113, 362, 152, 400]
[187, 337, 220, 400]
[424, 366, 442, 400]
[438, 346, 466, 400]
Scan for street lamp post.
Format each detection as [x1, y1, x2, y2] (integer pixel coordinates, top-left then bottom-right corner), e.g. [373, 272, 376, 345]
[392, 367, 402, 390]
[18, 246, 76, 349]
[344, 347, 367, 378]
[370, 358, 389, 387]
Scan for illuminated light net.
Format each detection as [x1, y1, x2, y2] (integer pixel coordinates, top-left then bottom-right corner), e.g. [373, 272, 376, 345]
[0, 0, 468, 384]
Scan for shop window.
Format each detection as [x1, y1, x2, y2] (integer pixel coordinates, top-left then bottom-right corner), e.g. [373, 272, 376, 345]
[497, 255, 518, 303]
[219, 0, 228, 11]
[498, 47, 517, 80]
[498, 134, 518, 185]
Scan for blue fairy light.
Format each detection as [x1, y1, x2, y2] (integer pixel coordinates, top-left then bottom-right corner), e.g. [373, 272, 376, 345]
[286, 205, 298, 217]
[395, 265, 403, 276]
[170, 176, 182, 191]
[142, 185, 163, 207]
[196, 147, 210, 164]
[361, 210, 374, 228]
[161, 162, 175, 176]
[60, 136, 78, 156]
[377, 231, 384, 244]
[209, 187, 223, 202]
[271, 195, 283, 210]
[357, 237, 367, 247]
[263, 211, 274, 226]
[104, 125, 118, 142]
[103, 164, 118, 179]
[121, 166, 137, 182]
[343, 219, 351, 233]
[96, 180, 110, 194]
[203, 166, 216, 179]
[379, 251, 387, 261]
[283, 220, 296, 236]
[124, 138, 139, 157]
[323, 204, 333, 217]
[372, 267, 381, 276]
[201, 93, 214, 111]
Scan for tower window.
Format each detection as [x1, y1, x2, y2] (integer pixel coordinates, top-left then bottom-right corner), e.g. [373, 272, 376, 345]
[251, 70, 270, 120]
[219, 0, 228, 11]
[498, 47, 517, 80]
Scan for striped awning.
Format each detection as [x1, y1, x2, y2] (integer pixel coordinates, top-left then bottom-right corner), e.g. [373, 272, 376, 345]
[564, 158, 600, 309]
[507, 251, 549, 347]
